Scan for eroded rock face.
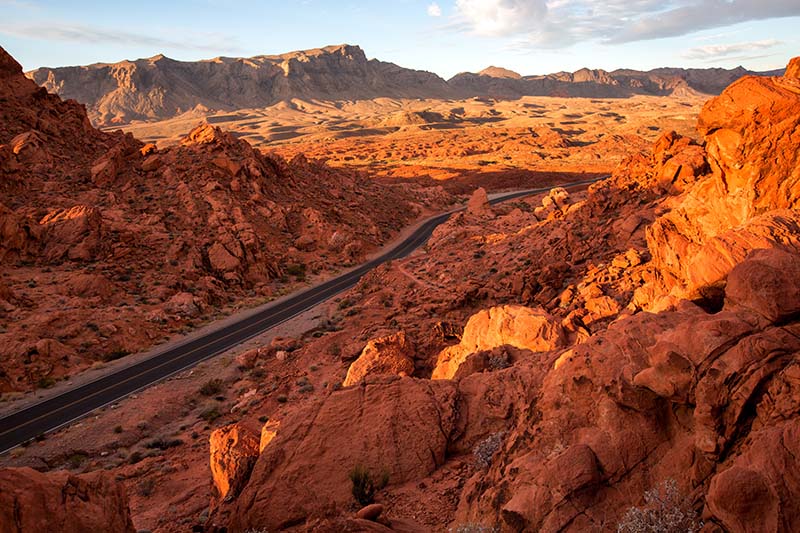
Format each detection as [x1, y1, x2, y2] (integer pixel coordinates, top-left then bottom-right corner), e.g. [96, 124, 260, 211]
[209, 422, 261, 500]
[343, 331, 416, 386]
[432, 305, 565, 379]
[0, 467, 135, 533]
[229, 377, 457, 531]
[644, 66, 800, 303]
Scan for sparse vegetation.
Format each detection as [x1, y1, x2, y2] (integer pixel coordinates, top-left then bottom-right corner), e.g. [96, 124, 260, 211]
[487, 355, 511, 371]
[449, 525, 499, 533]
[348, 464, 390, 506]
[617, 479, 703, 533]
[128, 451, 144, 464]
[285, 263, 306, 280]
[67, 452, 87, 469]
[144, 437, 184, 450]
[199, 406, 221, 422]
[473, 432, 505, 469]
[137, 478, 156, 497]
[103, 349, 131, 362]
[36, 376, 56, 389]
[199, 378, 224, 396]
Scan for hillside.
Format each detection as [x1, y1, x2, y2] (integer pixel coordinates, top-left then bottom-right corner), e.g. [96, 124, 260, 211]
[0, 45, 453, 392]
[28, 44, 781, 127]
[28, 44, 454, 126]
[449, 63, 783, 99]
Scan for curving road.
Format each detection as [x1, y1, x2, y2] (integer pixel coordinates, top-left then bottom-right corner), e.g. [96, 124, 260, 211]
[0, 177, 604, 453]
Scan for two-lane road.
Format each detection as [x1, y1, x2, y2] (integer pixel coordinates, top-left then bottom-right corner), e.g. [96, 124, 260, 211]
[0, 177, 604, 453]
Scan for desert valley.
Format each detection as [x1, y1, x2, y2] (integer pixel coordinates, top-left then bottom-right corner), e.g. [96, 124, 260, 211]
[1, 7, 800, 533]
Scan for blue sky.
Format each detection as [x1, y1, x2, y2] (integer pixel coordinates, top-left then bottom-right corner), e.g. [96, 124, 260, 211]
[1, 0, 797, 78]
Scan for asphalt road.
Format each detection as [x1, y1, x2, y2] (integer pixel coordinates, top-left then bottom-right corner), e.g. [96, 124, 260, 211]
[0, 177, 604, 453]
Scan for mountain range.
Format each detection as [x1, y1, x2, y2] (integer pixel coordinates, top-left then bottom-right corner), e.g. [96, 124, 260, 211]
[28, 44, 783, 127]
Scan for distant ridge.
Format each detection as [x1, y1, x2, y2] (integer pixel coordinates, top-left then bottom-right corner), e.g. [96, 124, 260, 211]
[28, 44, 784, 127]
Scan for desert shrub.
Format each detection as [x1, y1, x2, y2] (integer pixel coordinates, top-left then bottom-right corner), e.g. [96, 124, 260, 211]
[199, 406, 221, 422]
[617, 479, 703, 533]
[144, 437, 184, 450]
[348, 464, 389, 506]
[67, 452, 87, 469]
[103, 349, 130, 362]
[36, 376, 56, 389]
[285, 263, 306, 280]
[137, 478, 156, 497]
[128, 451, 144, 464]
[473, 432, 505, 469]
[449, 525, 498, 533]
[199, 378, 224, 396]
[487, 355, 510, 371]
[337, 297, 354, 310]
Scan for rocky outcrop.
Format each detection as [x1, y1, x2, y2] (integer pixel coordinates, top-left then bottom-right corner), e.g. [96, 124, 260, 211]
[28, 45, 453, 126]
[0, 44, 451, 392]
[465, 187, 492, 217]
[0, 467, 135, 533]
[229, 377, 458, 531]
[643, 64, 800, 305]
[209, 422, 261, 500]
[432, 305, 565, 379]
[343, 331, 416, 386]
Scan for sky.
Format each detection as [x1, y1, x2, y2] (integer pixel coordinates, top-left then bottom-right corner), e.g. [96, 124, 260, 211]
[1, 0, 797, 78]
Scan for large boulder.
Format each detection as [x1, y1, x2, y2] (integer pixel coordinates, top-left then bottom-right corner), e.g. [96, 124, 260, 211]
[432, 305, 565, 379]
[724, 247, 800, 323]
[343, 331, 416, 386]
[209, 422, 261, 500]
[229, 377, 457, 531]
[0, 467, 135, 533]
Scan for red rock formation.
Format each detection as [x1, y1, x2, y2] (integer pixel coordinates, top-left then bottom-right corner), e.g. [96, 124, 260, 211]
[643, 63, 800, 304]
[213, 57, 800, 532]
[209, 422, 261, 500]
[343, 331, 416, 386]
[432, 305, 565, 379]
[0, 467, 135, 533]
[0, 45, 451, 392]
[229, 377, 457, 531]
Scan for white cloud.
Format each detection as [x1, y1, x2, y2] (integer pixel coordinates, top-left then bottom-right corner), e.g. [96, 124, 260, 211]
[451, 0, 800, 48]
[427, 2, 442, 16]
[683, 39, 782, 60]
[0, 23, 242, 54]
[455, 0, 546, 35]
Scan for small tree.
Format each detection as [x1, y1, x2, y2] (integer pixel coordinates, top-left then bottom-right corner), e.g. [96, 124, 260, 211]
[617, 479, 703, 533]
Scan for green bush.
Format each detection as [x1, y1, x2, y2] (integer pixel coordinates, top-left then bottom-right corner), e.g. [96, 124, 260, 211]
[349, 464, 389, 506]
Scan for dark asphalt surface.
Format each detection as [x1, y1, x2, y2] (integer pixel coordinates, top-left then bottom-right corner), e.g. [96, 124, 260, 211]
[0, 177, 603, 453]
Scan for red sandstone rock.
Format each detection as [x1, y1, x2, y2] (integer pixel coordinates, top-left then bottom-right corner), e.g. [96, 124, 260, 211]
[0, 467, 135, 533]
[724, 248, 800, 323]
[209, 422, 261, 500]
[229, 378, 457, 530]
[343, 331, 416, 386]
[466, 187, 492, 216]
[432, 305, 565, 379]
[356, 503, 385, 521]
